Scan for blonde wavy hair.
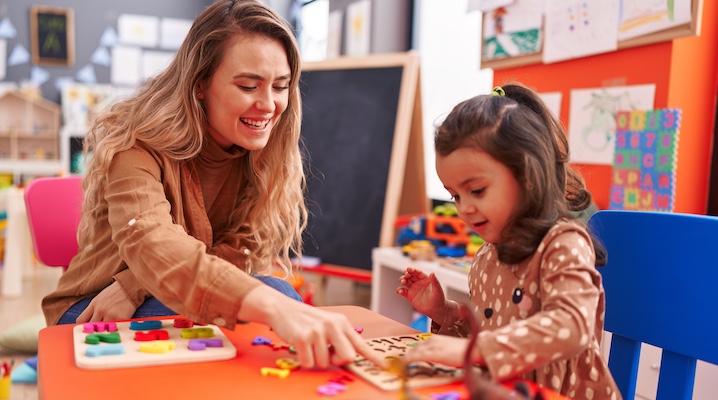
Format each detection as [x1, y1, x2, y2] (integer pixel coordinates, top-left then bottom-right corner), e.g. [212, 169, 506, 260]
[79, 0, 307, 275]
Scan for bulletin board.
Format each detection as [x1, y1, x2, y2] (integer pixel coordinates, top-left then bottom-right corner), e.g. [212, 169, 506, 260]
[30, 5, 75, 67]
[299, 52, 428, 271]
[481, 0, 704, 70]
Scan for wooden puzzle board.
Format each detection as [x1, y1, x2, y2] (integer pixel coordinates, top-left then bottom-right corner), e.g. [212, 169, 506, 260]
[344, 333, 463, 391]
[73, 319, 237, 370]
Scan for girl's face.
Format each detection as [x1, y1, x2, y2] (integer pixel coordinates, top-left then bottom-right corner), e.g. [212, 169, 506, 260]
[436, 147, 521, 244]
[199, 34, 291, 150]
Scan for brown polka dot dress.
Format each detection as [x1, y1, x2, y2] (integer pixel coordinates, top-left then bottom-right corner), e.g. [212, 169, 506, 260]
[432, 220, 622, 400]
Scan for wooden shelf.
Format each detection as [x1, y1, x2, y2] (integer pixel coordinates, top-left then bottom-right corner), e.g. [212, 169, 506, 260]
[0, 91, 62, 181]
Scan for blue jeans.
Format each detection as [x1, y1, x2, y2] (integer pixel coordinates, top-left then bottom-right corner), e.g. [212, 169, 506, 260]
[57, 274, 302, 325]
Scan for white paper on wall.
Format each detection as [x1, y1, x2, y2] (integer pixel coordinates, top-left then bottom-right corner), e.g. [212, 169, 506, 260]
[0, 40, 6, 81]
[142, 50, 174, 80]
[160, 18, 192, 50]
[111, 46, 142, 86]
[118, 14, 159, 48]
[543, 0, 619, 64]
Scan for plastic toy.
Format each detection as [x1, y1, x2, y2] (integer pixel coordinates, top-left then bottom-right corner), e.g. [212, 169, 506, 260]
[396, 207, 482, 258]
[401, 240, 437, 260]
[436, 245, 466, 258]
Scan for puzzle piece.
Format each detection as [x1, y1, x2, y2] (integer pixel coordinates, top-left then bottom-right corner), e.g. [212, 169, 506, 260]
[270, 341, 291, 351]
[83, 322, 118, 333]
[85, 332, 122, 345]
[130, 320, 163, 331]
[139, 341, 176, 354]
[275, 358, 300, 370]
[181, 327, 215, 339]
[317, 382, 347, 396]
[134, 330, 170, 341]
[252, 336, 272, 345]
[418, 333, 434, 340]
[187, 338, 224, 350]
[328, 375, 354, 384]
[173, 317, 194, 328]
[86, 344, 125, 357]
[260, 367, 290, 379]
[430, 391, 461, 400]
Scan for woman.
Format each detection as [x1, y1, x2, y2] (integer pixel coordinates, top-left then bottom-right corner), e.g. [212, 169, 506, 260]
[42, 0, 382, 369]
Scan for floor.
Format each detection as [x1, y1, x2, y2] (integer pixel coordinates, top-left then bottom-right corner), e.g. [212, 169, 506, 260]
[0, 263, 370, 400]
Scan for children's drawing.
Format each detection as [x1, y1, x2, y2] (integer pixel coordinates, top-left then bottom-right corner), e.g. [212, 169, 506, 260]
[482, 0, 543, 61]
[344, 333, 463, 391]
[618, 0, 692, 41]
[568, 84, 655, 165]
[543, 0, 619, 64]
[609, 109, 680, 212]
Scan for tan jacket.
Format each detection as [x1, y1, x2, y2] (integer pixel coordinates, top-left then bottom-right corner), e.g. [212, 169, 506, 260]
[42, 138, 262, 328]
[435, 220, 621, 399]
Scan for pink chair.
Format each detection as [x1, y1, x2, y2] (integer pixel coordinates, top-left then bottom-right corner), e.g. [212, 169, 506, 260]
[23, 176, 84, 271]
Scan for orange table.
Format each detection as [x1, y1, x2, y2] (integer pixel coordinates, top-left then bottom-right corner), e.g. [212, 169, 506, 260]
[38, 306, 567, 399]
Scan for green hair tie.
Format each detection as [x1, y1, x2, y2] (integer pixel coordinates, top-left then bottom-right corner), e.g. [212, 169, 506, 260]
[491, 86, 505, 96]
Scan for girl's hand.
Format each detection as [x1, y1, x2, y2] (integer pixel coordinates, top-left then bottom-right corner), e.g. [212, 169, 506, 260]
[239, 285, 386, 370]
[396, 268, 447, 322]
[402, 335, 470, 367]
[76, 281, 138, 323]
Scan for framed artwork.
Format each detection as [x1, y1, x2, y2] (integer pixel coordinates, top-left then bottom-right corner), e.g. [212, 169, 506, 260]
[30, 6, 75, 67]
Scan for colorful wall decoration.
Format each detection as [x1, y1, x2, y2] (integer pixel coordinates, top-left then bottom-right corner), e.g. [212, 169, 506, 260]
[609, 108, 681, 211]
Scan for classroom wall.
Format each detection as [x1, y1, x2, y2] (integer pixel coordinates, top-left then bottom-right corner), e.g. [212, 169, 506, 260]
[493, 0, 718, 214]
[0, 0, 214, 104]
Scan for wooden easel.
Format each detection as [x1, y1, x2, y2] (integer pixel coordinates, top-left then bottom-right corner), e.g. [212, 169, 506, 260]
[299, 52, 429, 304]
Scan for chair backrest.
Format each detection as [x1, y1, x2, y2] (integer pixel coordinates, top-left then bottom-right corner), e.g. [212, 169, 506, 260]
[24, 176, 83, 271]
[587, 210, 718, 400]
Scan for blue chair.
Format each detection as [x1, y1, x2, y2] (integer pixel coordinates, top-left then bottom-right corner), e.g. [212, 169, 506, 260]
[587, 210, 718, 400]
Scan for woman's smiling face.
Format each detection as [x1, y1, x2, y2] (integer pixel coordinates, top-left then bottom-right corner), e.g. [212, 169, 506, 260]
[199, 33, 291, 150]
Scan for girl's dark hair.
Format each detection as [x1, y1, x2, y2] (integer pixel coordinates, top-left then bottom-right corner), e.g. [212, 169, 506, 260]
[435, 82, 606, 266]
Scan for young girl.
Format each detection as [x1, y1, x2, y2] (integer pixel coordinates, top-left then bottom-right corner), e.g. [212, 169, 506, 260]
[396, 83, 621, 399]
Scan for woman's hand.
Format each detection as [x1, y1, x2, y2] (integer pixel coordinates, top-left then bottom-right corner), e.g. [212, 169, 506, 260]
[76, 281, 138, 323]
[239, 285, 386, 370]
[396, 267, 447, 322]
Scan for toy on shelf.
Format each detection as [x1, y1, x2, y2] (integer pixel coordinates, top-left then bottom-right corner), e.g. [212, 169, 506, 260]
[396, 203, 484, 259]
[401, 240, 436, 261]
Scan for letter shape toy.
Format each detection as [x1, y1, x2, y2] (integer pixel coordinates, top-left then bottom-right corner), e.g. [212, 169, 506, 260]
[139, 341, 176, 354]
[187, 339, 224, 351]
[181, 327, 215, 339]
[260, 367, 290, 379]
[134, 330, 170, 341]
[130, 320, 163, 331]
[83, 322, 118, 333]
[86, 344, 125, 358]
[85, 332, 122, 345]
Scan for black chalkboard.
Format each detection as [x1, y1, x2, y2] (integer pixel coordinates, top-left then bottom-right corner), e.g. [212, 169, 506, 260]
[299, 52, 427, 271]
[30, 6, 75, 66]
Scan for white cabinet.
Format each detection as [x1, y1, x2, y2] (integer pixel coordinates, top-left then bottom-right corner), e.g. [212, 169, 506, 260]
[371, 247, 470, 326]
[373, 246, 718, 399]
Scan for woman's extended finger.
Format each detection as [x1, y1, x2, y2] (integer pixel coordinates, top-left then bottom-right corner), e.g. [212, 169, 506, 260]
[312, 333, 330, 369]
[295, 340, 316, 369]
[347, 330, 385, 368]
